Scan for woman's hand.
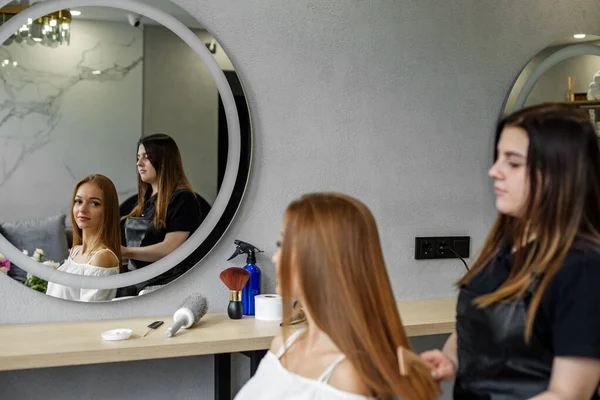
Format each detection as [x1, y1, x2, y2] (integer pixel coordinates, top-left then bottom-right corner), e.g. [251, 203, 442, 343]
[420, 349, 457, 381]
[120, 232, 190, 263]
[121, 246, 129, 259]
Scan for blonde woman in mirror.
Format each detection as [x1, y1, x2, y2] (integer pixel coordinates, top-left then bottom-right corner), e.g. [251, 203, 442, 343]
[421, 104, 600, 399]
[234, 193, 440, 400]
[46, 174, 121, 302]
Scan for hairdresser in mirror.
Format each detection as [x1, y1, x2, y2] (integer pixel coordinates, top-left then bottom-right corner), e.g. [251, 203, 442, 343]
[235, 193, 440, 400]
[46, 174, 121, 302]
[119, 133, 208, 296]
[421, 104, 600, 399]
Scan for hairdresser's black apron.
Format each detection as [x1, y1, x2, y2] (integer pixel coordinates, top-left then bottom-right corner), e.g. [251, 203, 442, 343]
[118, 191, 205, 297]
[118, 215, 154, 296]
[123, 215, 152, 272]
[453, 279, 554, 399]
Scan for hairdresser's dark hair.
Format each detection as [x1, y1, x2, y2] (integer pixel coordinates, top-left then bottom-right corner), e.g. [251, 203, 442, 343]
[124, 133, 193, 230]
[458, 103, 600, 340]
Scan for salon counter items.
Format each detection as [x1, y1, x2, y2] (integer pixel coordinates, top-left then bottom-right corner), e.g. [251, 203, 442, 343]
[254, 294, 283, 321]
[166, 293, 209, 337]
[0, 298, 456, 368]
[227, 240, 263, 316]
[220, 267, 251, 319]
[0, 297, 456, 400]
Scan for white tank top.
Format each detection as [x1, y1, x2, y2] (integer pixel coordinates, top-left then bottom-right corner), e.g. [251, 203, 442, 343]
[234, 329, 373, 400]
[45, 246, 119, 302]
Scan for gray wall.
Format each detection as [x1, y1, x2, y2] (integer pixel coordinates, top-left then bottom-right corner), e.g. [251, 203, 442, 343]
[2, 0, 600, 399]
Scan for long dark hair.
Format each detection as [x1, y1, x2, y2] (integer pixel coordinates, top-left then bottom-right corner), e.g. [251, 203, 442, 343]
[279, 193, 440, 400]
[71, 174, 122, 268]
[458, 103, 600, 339]
[125, 133, 194, 230]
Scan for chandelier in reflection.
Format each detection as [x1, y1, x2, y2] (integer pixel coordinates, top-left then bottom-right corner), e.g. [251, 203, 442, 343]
[0, 4, 72, 47]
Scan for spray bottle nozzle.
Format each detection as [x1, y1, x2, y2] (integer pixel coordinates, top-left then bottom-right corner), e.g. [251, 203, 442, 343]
[227, 240, 263, 264]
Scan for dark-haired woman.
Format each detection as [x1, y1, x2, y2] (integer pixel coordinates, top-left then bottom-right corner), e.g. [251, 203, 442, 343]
[120, 133, 209, 295]
[421, 103, 600, 399]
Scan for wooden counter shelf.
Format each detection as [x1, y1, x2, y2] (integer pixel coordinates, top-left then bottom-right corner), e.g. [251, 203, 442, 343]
[0, 296, 457, 399]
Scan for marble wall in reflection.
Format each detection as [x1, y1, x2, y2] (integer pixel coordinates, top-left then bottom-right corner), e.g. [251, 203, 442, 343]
[0, 20, 143, 223]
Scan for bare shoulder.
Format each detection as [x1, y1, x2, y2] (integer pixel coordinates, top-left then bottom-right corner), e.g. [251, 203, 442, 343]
[269, 331, 285, 354]
[327, 358, 370, 396]
[90, 250, 119, 268]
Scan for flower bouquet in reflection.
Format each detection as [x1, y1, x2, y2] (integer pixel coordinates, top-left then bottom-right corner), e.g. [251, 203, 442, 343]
[0, 253, 10, 275]
[17, 248, 62, 293]
[1, 248, 62, 291]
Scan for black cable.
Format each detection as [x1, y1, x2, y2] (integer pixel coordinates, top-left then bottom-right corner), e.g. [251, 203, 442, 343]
[441, 246, 470, 271]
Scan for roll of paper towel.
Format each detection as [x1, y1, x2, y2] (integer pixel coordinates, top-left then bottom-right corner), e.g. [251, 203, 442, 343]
[255, 294, 283, 321]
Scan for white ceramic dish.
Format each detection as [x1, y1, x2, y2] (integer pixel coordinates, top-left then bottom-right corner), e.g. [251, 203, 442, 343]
[101, 329, 133, 341]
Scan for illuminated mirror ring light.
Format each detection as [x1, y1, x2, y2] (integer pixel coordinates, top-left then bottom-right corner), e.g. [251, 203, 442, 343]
[0, 0, 242, 290]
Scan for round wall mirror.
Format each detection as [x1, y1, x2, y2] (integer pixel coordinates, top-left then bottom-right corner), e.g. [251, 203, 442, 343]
[0, 0, 251, 302]
[503, 34, 600, 138]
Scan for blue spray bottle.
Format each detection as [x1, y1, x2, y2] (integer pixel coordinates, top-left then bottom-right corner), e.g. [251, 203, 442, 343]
[227, 240, 263, 316]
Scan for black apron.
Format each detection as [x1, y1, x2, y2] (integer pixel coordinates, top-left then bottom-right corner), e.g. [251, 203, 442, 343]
[119, 209, 200, 297]
[454, 279, 555, 399]
[124, 215, 152, 272]
[117, 215, 154, 296]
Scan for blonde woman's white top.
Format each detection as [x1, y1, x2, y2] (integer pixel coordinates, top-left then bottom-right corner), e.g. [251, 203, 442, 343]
[234, 328, 374, 400]
[46, 246, 119, 302]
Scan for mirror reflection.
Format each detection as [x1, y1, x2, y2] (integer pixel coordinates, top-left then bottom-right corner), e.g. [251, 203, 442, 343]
[515, 35, 600, 136]
[0, 3, 251, 301]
